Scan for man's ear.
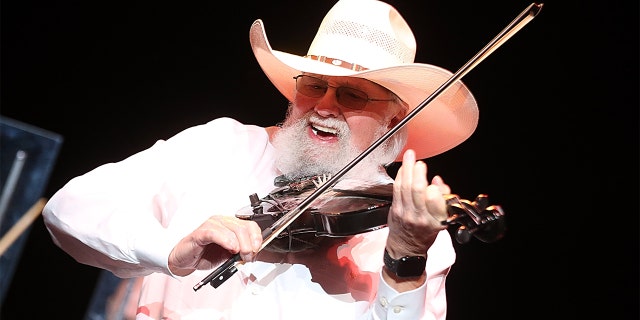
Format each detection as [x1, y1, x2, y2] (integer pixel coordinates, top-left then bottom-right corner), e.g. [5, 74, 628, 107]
[388, 110, 405, 129]
[388, 101, 409, 129]
[388, 117, 400, 129]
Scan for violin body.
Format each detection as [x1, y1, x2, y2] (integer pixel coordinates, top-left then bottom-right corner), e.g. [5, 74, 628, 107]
[235, 179, 393, 251]
[309, 195, 390, 237]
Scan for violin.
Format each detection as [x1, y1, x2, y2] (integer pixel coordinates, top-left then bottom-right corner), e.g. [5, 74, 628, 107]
[234, 174, 506, 252]
[197, 174, 506, 289]
[193, 2, 542, 292]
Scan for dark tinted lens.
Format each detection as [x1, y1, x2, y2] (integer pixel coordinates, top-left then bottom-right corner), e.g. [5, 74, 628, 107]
[336, 87, 369, 110]
[294, 75, 377, 110]
[296, 75, 327, 98]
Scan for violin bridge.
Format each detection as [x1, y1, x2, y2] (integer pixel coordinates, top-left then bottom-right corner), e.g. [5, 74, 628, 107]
[312, 174, 332, 188]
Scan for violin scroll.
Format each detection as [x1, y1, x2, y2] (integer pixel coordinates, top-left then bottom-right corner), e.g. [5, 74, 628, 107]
[444, 194, 506, 244]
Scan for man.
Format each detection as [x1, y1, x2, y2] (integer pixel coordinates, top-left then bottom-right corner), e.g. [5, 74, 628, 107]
[43, 0, 479, 319]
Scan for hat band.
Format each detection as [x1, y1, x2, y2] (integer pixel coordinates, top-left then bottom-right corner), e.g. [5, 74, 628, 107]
[305, 55, 369, 71]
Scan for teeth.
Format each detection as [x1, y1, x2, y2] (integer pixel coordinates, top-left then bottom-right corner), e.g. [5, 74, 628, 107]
[311, 124, 337, 135]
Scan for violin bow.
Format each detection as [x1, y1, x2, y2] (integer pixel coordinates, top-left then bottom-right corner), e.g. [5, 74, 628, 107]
[194, 2, 544, 291]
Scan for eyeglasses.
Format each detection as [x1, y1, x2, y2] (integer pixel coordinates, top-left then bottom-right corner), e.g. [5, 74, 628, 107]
[293, 74, 394, 110]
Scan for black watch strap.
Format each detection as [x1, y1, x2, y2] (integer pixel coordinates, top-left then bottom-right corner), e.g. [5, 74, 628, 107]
[383, 249, 427, 278]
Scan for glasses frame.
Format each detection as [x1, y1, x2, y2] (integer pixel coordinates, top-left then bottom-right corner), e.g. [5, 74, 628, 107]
[293, 74, 394, 110]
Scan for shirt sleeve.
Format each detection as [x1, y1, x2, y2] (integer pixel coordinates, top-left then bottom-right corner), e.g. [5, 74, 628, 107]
[42, 117, 271, 278]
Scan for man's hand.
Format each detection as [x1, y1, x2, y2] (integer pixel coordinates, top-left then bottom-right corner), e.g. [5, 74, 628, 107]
[386, 149, 450, 259]
[168, 216, 263, 276]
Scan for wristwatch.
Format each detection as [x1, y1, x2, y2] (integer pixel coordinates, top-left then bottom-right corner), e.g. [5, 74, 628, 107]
[383, 249, 426, 278]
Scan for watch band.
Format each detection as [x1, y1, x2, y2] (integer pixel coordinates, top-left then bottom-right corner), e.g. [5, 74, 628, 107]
[383, 249, 427, 278]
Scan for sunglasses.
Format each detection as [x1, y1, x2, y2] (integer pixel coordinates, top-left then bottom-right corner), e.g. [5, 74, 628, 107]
[293, 74, 394, 110]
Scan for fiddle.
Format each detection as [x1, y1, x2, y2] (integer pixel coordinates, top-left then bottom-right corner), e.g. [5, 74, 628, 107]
[235, 174, 505, 252]
[193, 2, 542, 292]
[197, 175, 506, 289]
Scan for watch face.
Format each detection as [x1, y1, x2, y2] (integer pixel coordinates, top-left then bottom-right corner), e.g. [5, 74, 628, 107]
[384, 250, 426, 278]
[395, 256, 426, 277]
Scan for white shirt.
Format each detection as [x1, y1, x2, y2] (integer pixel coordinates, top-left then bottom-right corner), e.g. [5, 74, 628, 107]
[43, 117, 456, 320]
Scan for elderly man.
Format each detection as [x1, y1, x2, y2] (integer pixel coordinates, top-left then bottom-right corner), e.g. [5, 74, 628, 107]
[43, 0, 480, 319]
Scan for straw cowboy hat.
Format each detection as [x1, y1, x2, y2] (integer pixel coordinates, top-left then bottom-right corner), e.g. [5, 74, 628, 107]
[250, 0, 478, 161]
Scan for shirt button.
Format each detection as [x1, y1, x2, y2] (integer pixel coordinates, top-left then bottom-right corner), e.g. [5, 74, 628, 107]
[379, 297, 388, 307]
[393, 306, 403, 313]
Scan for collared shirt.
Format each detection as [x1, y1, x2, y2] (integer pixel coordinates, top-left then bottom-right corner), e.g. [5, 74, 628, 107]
[43, 117, 455, 320]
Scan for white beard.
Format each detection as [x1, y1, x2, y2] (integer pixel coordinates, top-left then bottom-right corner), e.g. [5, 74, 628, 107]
[271, 111, 406, 182]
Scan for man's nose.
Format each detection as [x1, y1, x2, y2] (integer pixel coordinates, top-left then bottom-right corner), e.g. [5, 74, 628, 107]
[314, 87, 342, 117]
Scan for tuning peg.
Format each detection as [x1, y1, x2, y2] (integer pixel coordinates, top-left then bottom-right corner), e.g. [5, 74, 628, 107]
[472, 206, 507, 243]
[472, 194, 489, 212]
[455, 226, 473, 244]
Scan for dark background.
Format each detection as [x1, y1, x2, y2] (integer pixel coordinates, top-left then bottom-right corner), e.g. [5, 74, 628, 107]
[1, 1, 638, 319]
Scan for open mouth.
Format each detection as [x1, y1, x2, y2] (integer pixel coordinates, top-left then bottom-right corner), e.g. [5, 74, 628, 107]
[310, 123, 338, 141]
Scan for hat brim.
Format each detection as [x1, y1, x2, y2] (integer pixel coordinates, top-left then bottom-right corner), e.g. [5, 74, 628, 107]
[250, 19, 479, 161]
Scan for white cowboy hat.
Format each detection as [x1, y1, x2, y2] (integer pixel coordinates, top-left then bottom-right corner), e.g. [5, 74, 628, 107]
[250, 0, 479, 161]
